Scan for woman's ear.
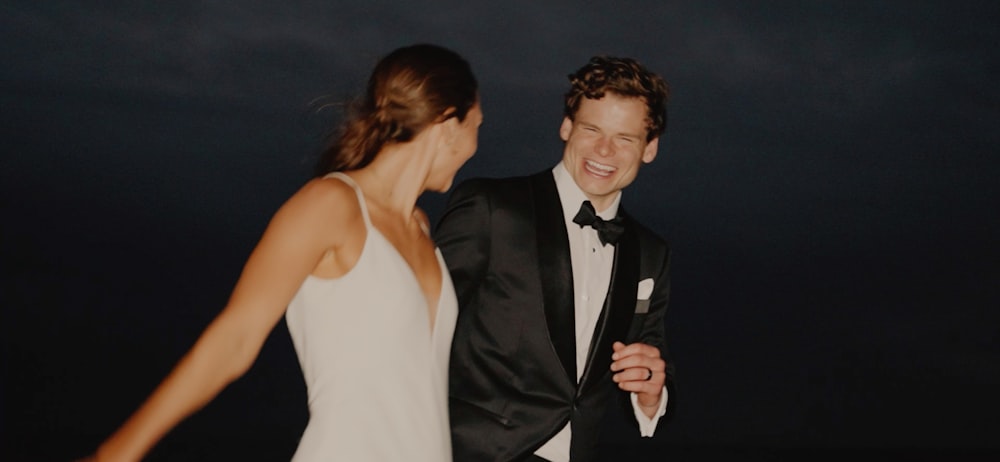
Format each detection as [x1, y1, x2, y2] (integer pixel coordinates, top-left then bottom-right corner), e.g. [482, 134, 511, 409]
[439, 107, 460, 145]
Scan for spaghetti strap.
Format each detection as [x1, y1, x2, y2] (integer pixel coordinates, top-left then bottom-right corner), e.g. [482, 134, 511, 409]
[323, 172, 372, 228]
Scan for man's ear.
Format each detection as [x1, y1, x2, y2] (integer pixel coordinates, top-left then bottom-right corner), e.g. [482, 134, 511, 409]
[642, 136, 659, 164]
[559, 117, 573, 142]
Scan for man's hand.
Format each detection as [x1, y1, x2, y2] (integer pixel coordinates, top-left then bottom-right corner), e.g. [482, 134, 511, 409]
[610, 341, 665, 415]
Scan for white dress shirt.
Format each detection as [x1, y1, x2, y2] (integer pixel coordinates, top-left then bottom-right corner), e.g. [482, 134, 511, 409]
[534, 163, 667, 462]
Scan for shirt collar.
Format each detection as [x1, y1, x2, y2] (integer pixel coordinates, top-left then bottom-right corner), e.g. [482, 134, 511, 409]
[552, 161, 622, 224]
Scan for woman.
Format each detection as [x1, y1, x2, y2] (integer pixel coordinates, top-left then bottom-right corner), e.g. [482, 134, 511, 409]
[88, 43, 481, 461]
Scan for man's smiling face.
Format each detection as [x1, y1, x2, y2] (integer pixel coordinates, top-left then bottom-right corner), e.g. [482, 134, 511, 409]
[559, 93, 659, 212]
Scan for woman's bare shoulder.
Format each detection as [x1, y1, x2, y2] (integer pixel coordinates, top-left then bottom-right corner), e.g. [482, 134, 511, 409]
[292, 176, 361, 215]
[266, 175, 365, 244]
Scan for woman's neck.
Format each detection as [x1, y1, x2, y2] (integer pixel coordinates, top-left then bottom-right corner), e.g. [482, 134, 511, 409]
[354, 143, 430, 222]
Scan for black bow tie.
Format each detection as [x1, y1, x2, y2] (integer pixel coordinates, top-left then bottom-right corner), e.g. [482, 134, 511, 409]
[572, 200, 625, 246]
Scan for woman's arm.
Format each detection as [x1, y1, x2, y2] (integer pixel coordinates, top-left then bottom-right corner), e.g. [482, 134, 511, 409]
[93, 178, 362, 461]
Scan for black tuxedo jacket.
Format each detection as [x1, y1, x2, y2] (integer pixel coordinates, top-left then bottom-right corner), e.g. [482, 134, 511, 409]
[435, 170, 674, 462]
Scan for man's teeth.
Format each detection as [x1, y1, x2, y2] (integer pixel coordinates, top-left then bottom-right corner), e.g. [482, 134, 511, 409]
[586, 160, 614, 174]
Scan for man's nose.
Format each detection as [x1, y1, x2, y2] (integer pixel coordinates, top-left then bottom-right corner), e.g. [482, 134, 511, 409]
[596, 137, 613, 156]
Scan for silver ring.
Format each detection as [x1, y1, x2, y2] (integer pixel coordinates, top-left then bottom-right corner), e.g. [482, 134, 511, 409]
[645, 368, 653, 381]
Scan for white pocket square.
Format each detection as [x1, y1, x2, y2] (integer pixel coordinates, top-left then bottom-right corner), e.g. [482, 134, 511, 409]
[635, 278, 654, 313]
[637, 278, 654, 300]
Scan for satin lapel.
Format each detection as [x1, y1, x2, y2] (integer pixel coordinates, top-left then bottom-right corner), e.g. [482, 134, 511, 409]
[532, 173, 577, 383]
[578, 216, 639, 396]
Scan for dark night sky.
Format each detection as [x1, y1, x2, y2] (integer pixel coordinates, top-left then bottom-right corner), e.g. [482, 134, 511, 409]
[3, 1, 999, 460]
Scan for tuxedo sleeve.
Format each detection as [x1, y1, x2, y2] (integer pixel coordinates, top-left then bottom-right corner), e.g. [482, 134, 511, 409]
[620, 244, 676, 432]
[645, 246, 676, 424]
[433, 180, 492, 309]
[645, 247, 672, 377]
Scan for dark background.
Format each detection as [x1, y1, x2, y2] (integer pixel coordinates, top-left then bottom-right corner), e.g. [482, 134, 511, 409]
[3, 1, 998, 460]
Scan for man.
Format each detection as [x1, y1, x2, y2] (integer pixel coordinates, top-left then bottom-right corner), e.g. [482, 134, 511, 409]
[435, 55, 674, 462]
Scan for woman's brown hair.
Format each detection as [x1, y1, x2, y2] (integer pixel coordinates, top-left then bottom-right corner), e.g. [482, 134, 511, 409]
[316, 44, 478, 175]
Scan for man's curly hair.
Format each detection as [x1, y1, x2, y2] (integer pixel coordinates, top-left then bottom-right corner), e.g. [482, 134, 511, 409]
[563, 56, 670, 141]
